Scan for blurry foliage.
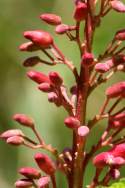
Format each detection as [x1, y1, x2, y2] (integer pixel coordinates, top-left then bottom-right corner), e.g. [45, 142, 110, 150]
[0, 0, 125, 187]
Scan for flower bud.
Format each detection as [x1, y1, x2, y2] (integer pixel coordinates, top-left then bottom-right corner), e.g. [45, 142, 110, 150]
[38, 176, 50, 188]
[105, 81, 125, 98]
[108, 118, 125, 128]
[34, 153, 56, 175]
[95, 63, 110, 73]
[23, 56, 41, 67]
[15, 179, 33, 188]
[40, 13, 62, 25]
[78, 126, 90, 137]
[112, 157, 125, 166]
[81, 52, 94, 67]
[49, 72, 63, 86]
[110, 0, 125, 13]
[0, 129, 24, 140]
[109, 144, 125, 158]
[19, 42, 40, 52]
[111, 112, 125, 121]
[64, 116, 80, 129]
[24, 30, 53, 48]
[74, 2, 88, 21]
[55, 24, 69, 34]
[110, 169, 120, 180]
[7, 136, 24, 146]
[38, 83, 52, 92]
[115, 29, 125, 40]
[13, 114, 35, 129]
[48, 92, 58, 103]
[27, 71, 50, 84]
[93, 152, 114, 168]
[19, 167, 41, 179]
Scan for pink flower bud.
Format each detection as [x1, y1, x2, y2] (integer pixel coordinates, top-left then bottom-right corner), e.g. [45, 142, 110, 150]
[49, 72, 63, 86]
[40, 13, 62, 25]
[38, 83, 52, 92]
[108, 118, 125, 128]
[7, 136, 24, 146]
[95, 63, 110, 73]
[112, 157, 125, 166]
[106, 58, 114, 68]
[13, 114, 35, 128]
[64, 116, 80, 129]
[15, 179, 33, 188]
[38, 176, 50, 188]
[34, 153, 56, 175]
[19, 42, 40, 52]
[110, 169, 120, 180]
[110, 0, 125, 12]
[55, 24, 69, 34]
[109, 144, 125, 158]
[19, 167, 41, 179]
[78, 126, 90, 137]
[115, 29, 125, 40]
[48, 92, 58, 103]
[93, 152, 114, 168]
[23, 56, 41, 67]
[105, 81, 125, 98]
[24, 30, 53, 48]
[111, 112, 125, 121]
[81, 52, 94, 66]
[27, 71, 50, 84]
[74, 2, 88, 21]
[0, 129, 24, 140]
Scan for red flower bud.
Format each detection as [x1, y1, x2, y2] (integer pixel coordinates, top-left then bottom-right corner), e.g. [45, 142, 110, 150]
[78, 126, 90, 137]
[110, 169, 120, 180]
[0, 129, 24, 140]
[34, 153, 56, 175]
[115, 29, 125, 40]
[64, 116, 80, 129]
[105, 81, 125, 98]
[19, 42, 40, 52]
[40, 13, 62, 25]
[110, 0, 125, 13]
[38, 83, 52, 92]
[15, 179, 33, 188]
[95, 63, 110, 73]
[19, 167, 41, 179]
[93, 152, 114, 168]
[55, 24, 69, 34]
[81, 52, 94, 66]
[74, 2, 88, 21]
[27, 71, 50, 84]
[48, 92, 60, 105]
[111, 112, 125, 121]
[108, 118, 125, 128]
[7, 136, 24, 146]
[23, 56, 41, 67]
[49, 72, 63, 86]
[109, 144, 125, 158]
[24, 30, 53, 48]
[38, 176, 50, 188]
[13, 114, 35, 128]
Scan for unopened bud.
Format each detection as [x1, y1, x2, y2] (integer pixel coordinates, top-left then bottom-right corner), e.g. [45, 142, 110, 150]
[115, 29, 125, 40]
[38, 176, 50, 188]
[40, 13, 62, 25]
[24, 30, 53, 48]
[78, 126, 90, 137]
[64, 116, 80, 129]
[27, 71, 50, 84]
[111, 112, 125, 121]
[55, 24, 69, 34]
[15, 179, 33, 188]
[19, 167, 41, 179]
[34, 153, 56, 175]
[74, 2, 88, 21]
[0, 129, 24, 140]
[95, 63, 110, 73]
[13, 114, 35, 129]
[48, 92, 58, 103]
[110, 0, 125, 13]
[81, 52, 94, 67]
[23, 56, 41, 67]
[19, 41, 40, 52]
[7, 136, 24, 146]
[38, 83, 52, 92]
[49, 72, 63, 86]
[105, 81, 125, 98]
[110, 169, 120, 180]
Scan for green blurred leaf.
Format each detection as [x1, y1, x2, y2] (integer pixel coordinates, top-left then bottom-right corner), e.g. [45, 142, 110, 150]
[97, 179, 125, 188]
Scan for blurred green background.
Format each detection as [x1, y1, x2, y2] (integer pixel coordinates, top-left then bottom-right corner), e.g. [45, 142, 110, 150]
[0, 0, 125, 187]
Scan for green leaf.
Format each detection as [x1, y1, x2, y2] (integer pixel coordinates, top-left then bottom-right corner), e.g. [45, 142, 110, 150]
[96, 179, 125, 188]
